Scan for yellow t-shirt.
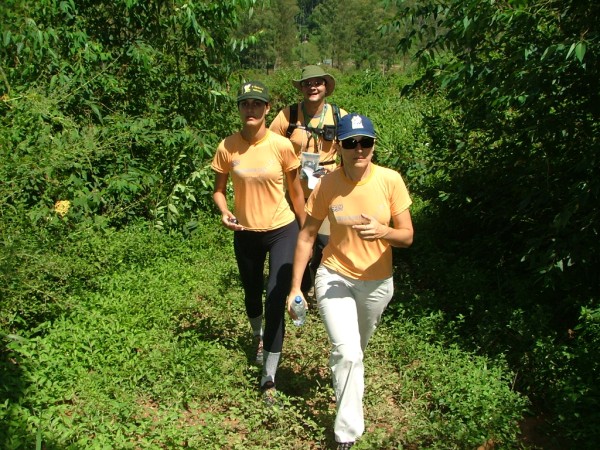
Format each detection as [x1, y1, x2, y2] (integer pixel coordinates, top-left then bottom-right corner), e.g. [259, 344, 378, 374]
[270, 103, 347, 198]
[306, 165, 412, 280]
[211, 130, 300, 231]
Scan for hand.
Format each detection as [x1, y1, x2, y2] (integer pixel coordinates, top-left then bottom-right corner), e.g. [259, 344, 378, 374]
[287, 290, 307, 320]
[352, 213, 389, 241]
[222, 213, 244, 231]
[313, 167, 328, 178]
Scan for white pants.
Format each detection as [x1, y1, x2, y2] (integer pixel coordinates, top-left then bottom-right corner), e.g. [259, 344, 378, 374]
[314, 265, 394, 443]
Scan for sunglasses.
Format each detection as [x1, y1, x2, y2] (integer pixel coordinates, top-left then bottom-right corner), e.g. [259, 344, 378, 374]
[301, 79, 326, 88]
[341, 137, 375, 150]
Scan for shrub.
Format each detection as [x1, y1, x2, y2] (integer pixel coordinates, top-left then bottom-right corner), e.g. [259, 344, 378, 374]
[386, 315, 528, 449]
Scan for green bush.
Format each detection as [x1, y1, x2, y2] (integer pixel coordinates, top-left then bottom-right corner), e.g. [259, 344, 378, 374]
[385, 0, 600, 443]
[386, 315, 528, 449]
[1, 218, 238, 448]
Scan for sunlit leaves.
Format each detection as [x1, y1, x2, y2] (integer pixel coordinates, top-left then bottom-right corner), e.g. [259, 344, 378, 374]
[566, 41, 587, 64]
[1, 0, 257, 234]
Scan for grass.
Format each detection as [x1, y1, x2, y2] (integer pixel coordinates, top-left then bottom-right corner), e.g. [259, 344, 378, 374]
[1, 218, 527, 449]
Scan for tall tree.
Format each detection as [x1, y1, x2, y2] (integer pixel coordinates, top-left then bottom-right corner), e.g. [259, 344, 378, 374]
[237, 0, 300, 69]
[271, 0, 301, 67]
[311, 0, 400, 69]
[311, 0, 343, 67]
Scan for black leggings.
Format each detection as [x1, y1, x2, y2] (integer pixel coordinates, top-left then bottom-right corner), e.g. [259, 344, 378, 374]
[234, 220, 299, 353]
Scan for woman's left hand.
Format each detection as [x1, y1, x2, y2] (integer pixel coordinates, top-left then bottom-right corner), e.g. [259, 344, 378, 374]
[352, 213, 390, 241]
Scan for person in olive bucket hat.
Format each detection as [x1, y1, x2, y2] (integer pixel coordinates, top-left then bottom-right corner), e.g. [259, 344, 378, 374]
[270, 66, 347, 304]
[291, 64, 337, 96]
[212, 81, 306, 406]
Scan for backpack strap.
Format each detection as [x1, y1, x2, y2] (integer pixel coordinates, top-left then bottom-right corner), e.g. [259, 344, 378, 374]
[285, 103, 299, 138]
[331, 103, 341, 128]
[285, 102, 340, 138]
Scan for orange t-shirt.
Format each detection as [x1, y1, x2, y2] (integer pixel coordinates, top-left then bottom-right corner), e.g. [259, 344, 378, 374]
[306, 165, 412, 280]
[270, 103, 347, 198]
[211, 130, 300, 231]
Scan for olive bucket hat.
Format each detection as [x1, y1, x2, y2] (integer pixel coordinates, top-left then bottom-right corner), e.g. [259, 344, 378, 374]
[292, 65, 336, 97]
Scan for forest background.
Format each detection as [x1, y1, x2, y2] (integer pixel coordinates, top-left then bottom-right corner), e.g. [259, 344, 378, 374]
[1, 0, 598, 448]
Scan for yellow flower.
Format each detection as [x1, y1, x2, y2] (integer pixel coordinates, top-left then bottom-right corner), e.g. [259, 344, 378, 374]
[54, 200, 71, 217]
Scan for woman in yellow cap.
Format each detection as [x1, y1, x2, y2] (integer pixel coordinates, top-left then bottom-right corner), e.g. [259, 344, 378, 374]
[212, 81, 305, 405]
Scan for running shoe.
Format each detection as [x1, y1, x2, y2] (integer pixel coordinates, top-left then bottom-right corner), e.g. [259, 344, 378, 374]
[261, 381, 277, 407]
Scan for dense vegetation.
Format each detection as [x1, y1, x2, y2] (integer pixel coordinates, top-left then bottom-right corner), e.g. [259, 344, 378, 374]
[1, 0, 598, 448]
[386, 1, 600, 445]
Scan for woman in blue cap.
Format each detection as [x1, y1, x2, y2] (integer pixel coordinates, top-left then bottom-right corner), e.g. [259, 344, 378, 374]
[286, 113, 414, 448]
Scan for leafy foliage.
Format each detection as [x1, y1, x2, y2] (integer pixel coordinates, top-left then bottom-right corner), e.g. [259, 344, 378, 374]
[0, 220, 526, 449]
[1, 0, 256, 234]
[386, 0, 600, 443]
[236, 0, 404, 69]
[386, 313, 527, 449]
[2, 0, 598, 445]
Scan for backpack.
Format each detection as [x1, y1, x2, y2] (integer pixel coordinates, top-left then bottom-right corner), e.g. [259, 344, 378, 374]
[285, 102, 341, 140]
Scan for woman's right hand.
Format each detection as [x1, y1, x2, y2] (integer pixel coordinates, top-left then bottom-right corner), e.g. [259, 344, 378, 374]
[222, 213, 244, 231]
[286, 290, 307, 320]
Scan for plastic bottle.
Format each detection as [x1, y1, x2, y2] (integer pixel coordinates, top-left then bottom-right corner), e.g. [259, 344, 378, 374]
[291, 296, 306, 326]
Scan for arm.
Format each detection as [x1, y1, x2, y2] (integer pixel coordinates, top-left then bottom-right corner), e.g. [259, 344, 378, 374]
[287, 214, 322, 317]
[213, 171, 244, 231]
[268, 109, 287, 135]
[285, 168, 307, 228]
[352, 209, 414, 248]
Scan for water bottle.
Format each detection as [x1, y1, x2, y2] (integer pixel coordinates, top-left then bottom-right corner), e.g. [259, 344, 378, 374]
[291, 296, 306, 326]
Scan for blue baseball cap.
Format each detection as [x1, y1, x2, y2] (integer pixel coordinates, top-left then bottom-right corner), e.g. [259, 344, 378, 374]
[337, 113, 376, 141]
